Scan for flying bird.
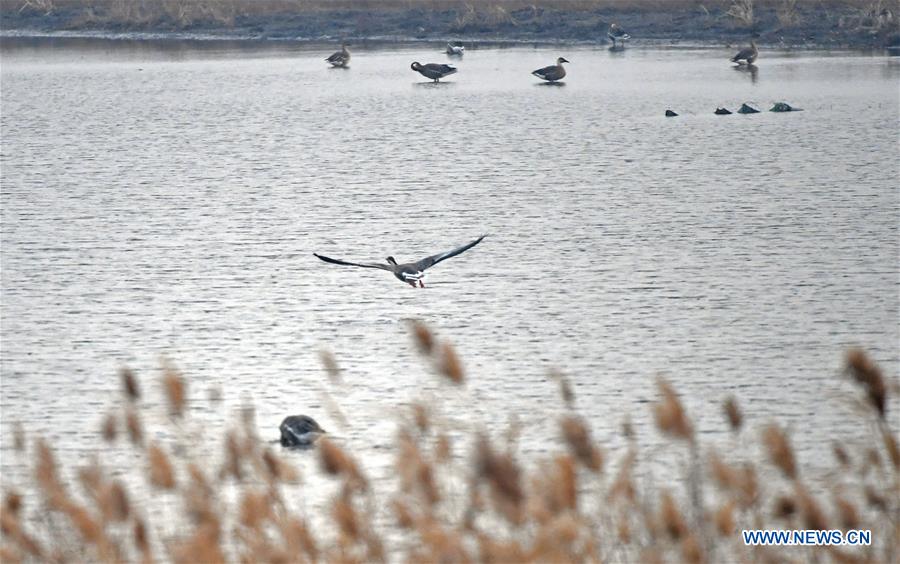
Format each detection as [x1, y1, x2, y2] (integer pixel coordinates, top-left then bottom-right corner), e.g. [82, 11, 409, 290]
[314, 235, 486, 288]
[326, 43, 351, 68]
[532, 57, 569, 82]
[411, 62, 457, 82]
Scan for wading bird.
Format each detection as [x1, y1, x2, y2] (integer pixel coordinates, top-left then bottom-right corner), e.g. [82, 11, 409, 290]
[314, 235, 486, 288]
[731, 40, 758, 65]
[411, 62, 458, 82]
[326, 43, 351, 68]
[532, 57, 569, 82]
[608, 23, 631, 48]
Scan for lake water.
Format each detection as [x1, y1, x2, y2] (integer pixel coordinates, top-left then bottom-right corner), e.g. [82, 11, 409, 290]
[1, 37, 898, 524]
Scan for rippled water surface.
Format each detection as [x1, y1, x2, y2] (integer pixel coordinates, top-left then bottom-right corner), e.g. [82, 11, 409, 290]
[1, 38, 898, 502]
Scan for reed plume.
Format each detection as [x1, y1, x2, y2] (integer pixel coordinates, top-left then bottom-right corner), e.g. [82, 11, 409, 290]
[845, 348, 887, 417]
[121, 367, 140, 401]
[723, 395, 743, 431]
[559, 415, 603, 472]
[762, 423, 797, 480]
[147, 442, 177, 489]
[3, 344, 897, 562]
[162, 363, 186, 417]
[653, 379, 694, 441]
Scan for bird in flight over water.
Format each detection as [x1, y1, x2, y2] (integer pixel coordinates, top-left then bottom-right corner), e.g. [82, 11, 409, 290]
[314, 235, 486, 288]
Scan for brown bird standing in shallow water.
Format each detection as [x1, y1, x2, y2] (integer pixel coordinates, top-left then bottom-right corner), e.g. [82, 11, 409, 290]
[411, 62, 458, 82]
[314, 235, 486, 288]
[532, 57, 569, 82]
[608, 24, 631, 48]
[326, 44, 350, 68]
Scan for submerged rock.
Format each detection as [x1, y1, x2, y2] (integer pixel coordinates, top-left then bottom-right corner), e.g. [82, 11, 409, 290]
[715, 107, 732, 115]
[665, 109, 678, 117]
[738, 103, 760, 114]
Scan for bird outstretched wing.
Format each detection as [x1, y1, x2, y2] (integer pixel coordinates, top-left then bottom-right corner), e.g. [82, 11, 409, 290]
[314, 253, 391, 270]
[415, 235, 486, 271]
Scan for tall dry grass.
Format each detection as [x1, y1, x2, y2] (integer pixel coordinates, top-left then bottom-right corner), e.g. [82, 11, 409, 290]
[1, 326, 898, 562]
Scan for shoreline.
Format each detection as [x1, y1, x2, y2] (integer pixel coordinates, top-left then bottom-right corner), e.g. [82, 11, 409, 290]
[1, 3, 898, 51]
[1, 29, 896, 53]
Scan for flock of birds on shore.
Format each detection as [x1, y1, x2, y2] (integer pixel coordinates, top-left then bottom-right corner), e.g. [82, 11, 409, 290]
[286, 28, 771, 448]
[322, 23, 760, 84]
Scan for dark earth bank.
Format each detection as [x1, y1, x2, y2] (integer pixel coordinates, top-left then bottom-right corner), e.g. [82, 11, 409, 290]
[2, 3, 898, 49]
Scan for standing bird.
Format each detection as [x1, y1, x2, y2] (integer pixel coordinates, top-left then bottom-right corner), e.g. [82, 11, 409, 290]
[313, 235, 486, 288]
[411, 62, 457, 82]
[279, 415, 325, 447]
[532, 57, 569, 82]
[731, 40, 758, 65]
[326, 43, 351, 68]
[608, 23, 631, 48]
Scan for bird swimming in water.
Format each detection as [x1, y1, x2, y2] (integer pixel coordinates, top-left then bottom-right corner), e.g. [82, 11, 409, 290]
[326, 43, 351, 68]
[532, 57, 569, 82]
[446, 42, 465, 56]
[314, 235, 486, 288]
[411, 62, 458, 82]
[731, 40, 758, 65]
[608, 23, 631, 48]
[279, 415, 325, 447]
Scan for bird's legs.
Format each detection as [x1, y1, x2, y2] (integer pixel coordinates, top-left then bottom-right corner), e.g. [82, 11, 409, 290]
[419, 280, 425, 288]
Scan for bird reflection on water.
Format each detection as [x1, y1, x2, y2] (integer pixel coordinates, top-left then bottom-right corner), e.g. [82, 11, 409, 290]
[733, 63, 759, 83]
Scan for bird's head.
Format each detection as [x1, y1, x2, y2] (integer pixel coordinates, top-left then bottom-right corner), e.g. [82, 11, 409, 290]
[411, 62, 421, 71]
[558, 57, 570, 65]
[386, 256, 397, 265]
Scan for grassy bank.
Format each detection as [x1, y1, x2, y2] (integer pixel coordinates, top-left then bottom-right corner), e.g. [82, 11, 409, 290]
[1, 0, 897, 48]
[1, 322, 897, 562]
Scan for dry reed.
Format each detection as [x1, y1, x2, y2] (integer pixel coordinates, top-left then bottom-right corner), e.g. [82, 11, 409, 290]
[2, 340, 897, 563]
[653, 378, 694, 441]
[845, 348, 887, 417]
[723, 395, 743, 431]
[762, 423, 797, 480]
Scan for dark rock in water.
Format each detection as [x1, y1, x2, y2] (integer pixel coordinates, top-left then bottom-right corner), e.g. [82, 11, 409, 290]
[715, 107, 732, 115]
[770, 102, 802, 112]
[738, 103, 760, 114]
[279, 415, 325, 447]
[665, 109, 678, 117]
